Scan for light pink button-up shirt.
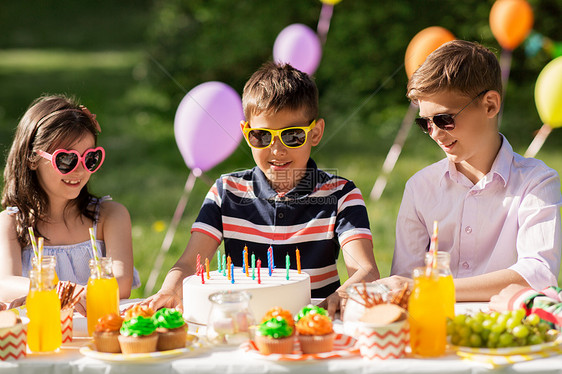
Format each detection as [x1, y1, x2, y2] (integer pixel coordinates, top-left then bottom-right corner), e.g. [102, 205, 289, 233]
[391, 135, 562, 290]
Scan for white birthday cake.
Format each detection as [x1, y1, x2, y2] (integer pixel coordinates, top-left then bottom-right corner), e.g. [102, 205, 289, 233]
[182, 268, 311, 325]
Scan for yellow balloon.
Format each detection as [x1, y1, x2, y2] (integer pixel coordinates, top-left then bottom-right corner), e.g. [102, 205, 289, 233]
[535, 57, 562, 128]
[320, 0, 342, 4]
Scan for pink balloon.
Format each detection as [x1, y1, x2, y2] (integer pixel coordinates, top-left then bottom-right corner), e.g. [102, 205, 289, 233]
[174, 81, 244, 172]
[273, 23, 322, 75]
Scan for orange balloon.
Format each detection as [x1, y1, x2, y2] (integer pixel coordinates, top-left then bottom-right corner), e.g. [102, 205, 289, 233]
[405, 26, 456, 78]
[489, 0, 534, 50]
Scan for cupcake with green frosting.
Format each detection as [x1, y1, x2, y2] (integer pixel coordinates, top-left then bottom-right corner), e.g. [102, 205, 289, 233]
[152, 308, 188, 351]
[117, 316, 158, 354]
[254, 316, 295, 354]
[295, 305, 328, 321]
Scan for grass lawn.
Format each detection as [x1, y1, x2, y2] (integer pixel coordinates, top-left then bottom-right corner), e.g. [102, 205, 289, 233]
[1, 2, 562, 299]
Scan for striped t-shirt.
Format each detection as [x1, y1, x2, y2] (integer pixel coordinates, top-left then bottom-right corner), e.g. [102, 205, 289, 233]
[191, 159, 372, 298]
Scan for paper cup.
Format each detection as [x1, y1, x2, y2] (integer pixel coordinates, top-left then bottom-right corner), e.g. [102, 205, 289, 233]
[61, 308, 74, 343]
[0, 317, 29, 361]
[356, 319, 409, 360]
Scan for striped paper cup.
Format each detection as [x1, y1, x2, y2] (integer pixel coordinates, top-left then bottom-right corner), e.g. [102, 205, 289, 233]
[0, 317, 29, 361]
[61, 308, 74, 343]
[356, 319, 409, 360]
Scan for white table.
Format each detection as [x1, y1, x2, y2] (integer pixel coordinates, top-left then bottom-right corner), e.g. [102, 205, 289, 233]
[3, 302, 562, 374]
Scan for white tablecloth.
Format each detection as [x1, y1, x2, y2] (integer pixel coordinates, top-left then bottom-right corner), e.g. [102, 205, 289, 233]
[3, 301, 562, 374]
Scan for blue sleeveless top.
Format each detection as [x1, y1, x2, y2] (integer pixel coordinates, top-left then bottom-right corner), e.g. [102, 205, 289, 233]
[11, 196, 141, 288]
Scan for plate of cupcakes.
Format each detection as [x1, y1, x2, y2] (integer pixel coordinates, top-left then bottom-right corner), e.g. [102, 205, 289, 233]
[241, 306, 359, 361]
[80, 305, 205, 362]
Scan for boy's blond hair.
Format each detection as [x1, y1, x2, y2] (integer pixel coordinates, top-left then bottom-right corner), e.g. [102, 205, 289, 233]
[407, 40, 502, 102]
[242, 61, 318, 122]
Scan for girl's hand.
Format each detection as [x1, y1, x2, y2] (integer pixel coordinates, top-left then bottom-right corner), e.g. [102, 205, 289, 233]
[7, 295, 27, 310]
[144, 290, 183, 312]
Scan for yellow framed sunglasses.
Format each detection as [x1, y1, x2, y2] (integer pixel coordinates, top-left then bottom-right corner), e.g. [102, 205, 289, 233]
[242, 120, 316, 149]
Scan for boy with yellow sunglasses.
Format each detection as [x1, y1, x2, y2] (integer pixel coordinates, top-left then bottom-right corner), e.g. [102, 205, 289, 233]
[147, 62, 380, 316]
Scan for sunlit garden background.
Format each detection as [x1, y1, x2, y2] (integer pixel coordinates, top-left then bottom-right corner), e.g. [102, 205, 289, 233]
[1, 0, 561, 298]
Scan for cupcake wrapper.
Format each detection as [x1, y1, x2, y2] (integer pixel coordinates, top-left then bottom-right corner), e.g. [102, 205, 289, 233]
[156, 326, 187, 351]
[255, 334, 295, 355]
[93, 331, 121, 353]
[61, 308, 73, 343]
[118, 334, 158, 354]
[298, 332, 335, 354]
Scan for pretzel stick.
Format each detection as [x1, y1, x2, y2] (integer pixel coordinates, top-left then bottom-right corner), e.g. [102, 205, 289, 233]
[65, 287, 84, 310]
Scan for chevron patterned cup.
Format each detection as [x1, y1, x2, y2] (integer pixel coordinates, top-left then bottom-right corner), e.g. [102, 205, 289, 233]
[356, 319, 409, 360]
[61, 309, 74, 343]
[0, 317, 29, 361]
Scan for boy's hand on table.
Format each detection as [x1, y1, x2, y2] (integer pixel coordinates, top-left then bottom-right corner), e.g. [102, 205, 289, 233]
[318, 292, 343, 320]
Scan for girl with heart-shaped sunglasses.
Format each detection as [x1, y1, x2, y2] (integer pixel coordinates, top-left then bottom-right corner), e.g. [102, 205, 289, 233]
[0, 95, 139, 313]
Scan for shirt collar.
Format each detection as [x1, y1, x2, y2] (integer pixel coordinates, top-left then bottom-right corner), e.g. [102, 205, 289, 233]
[440, 134, 512, 187]
[253, 158, 320, 200]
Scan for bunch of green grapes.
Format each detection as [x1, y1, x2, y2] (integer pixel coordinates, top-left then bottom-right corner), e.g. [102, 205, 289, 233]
[447, 308, 559, 348]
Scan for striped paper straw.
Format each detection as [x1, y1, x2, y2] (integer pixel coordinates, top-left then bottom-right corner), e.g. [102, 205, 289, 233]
[89, 227, 101, 277]
[37, 237, 44, 268]
[88, 227, 100, 263]
[28, 227, 39, 259]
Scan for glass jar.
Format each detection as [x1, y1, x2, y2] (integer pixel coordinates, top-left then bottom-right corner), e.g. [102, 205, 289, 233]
[342, 282, 391, 337]
[32, 255, 59, 284]
[86, 257, 119, 336]
[424, 251, 455, 319]
[27, 266, 62, 352]
[206, 290, 255, 346]
[408, 266, 447, 357]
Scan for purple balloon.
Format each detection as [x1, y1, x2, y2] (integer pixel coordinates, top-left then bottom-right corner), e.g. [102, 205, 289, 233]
[174, 81, 244, 173]
[273, 23, 322, 75]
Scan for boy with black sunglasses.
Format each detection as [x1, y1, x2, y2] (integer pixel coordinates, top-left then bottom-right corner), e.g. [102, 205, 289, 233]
[378, 40, 562, 301]
[146, 61, 380, 316]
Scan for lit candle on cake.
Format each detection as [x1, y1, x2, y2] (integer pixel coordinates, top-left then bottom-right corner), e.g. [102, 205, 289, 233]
[242, 250, 246, 274]
[257, 259, 261, 284]
[205, 258, 210, 279]
[230, 263, 234, 284]
[217, 250, 221, 272]
[267, 248, 272, 276]
[251, 252, 256, 280]
[227, 255, 231, 280]
[285, 253, 290, 280]
[244, 246, 249, 277]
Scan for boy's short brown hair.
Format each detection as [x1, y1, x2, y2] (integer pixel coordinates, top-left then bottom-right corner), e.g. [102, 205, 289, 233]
[242, 61, 318, 121]
[407, 40, 502, 102]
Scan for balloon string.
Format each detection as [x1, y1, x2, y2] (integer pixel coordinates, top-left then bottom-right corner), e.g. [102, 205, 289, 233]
[317, 3, 334, 45]
[524, 123, 553, 158]
[497, 49, 512, 129]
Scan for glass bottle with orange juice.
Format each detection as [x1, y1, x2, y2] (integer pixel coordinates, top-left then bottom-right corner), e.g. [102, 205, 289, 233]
[27, 266, 62, 352]
[32, 255, 59, 284]
[424, 251, 455, 319]
[408, 266, 448, 357]
[86, 257, 119, 336]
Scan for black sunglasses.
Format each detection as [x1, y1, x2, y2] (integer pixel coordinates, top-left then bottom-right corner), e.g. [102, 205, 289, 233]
[415, 90, 489, 135]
